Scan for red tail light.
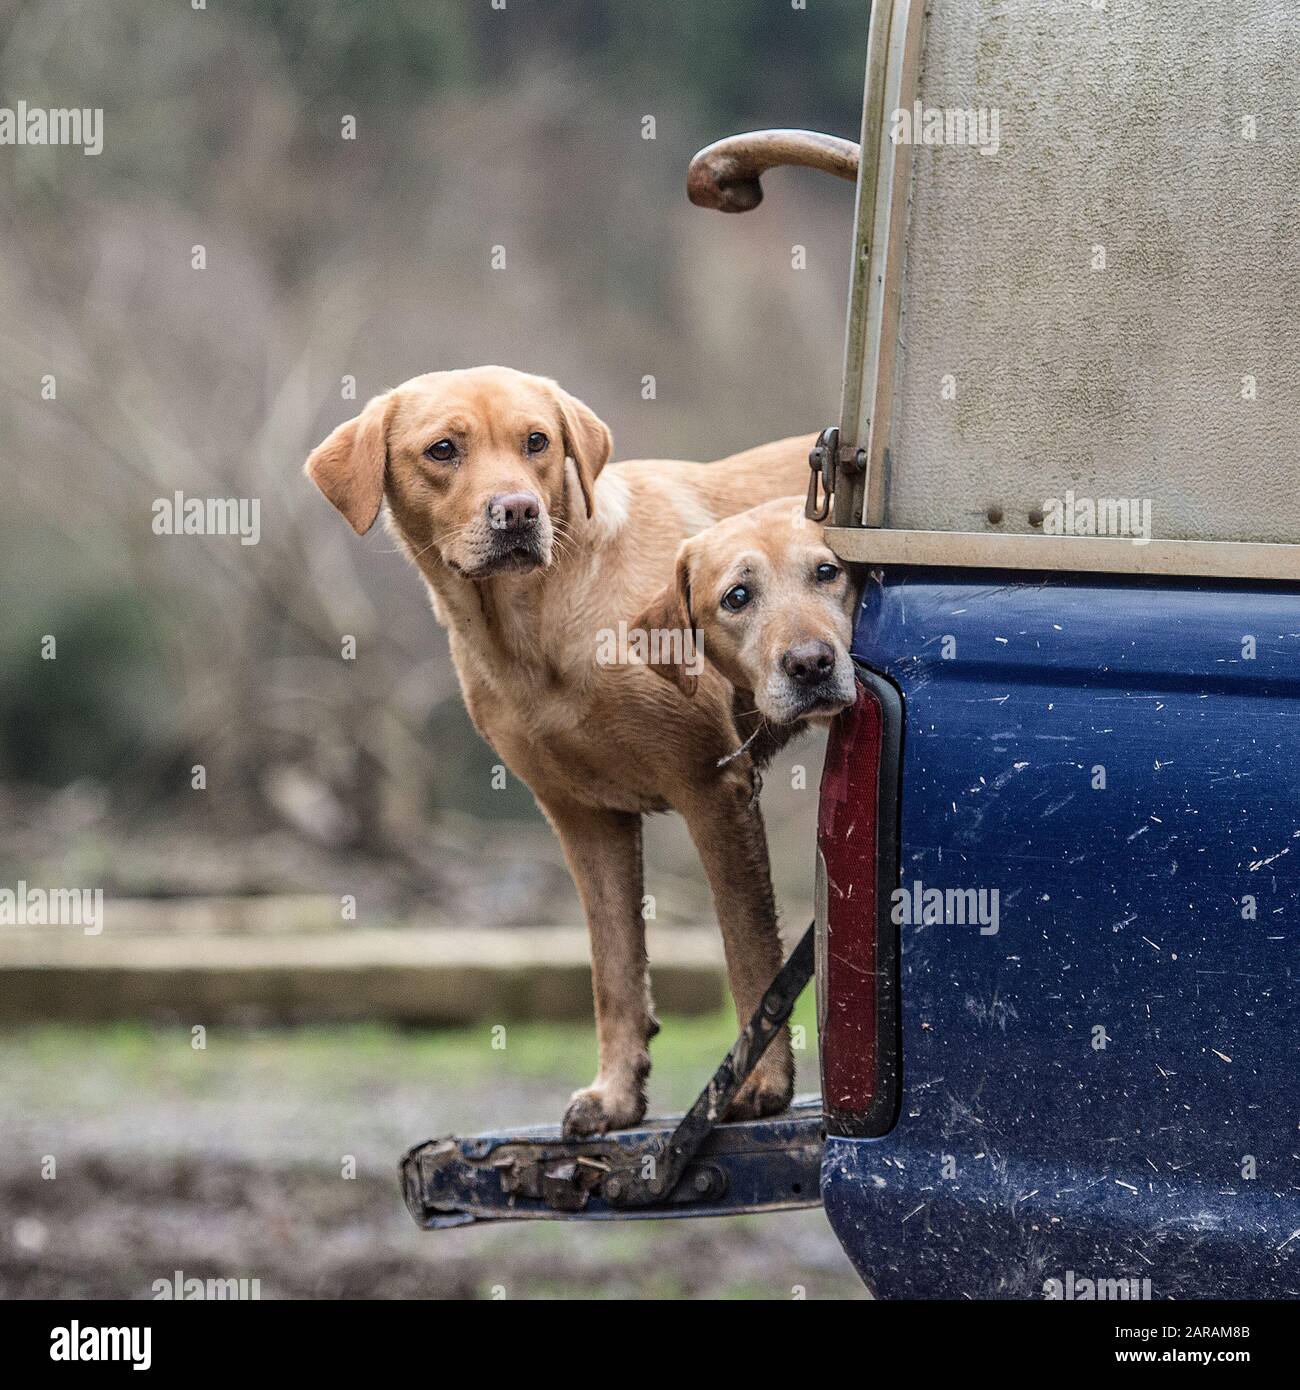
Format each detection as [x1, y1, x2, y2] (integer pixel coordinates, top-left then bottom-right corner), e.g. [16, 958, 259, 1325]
[817, 672, 901, 1136]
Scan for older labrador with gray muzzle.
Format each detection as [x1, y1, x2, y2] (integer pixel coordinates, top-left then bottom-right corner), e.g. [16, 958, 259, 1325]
[634, 498, 859, 753]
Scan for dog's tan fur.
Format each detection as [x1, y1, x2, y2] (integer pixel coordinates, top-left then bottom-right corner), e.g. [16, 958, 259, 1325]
[306, 365, 813, 1135]
[637, 497, 858, 729]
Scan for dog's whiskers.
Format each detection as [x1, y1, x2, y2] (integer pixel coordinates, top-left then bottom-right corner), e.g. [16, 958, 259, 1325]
[547, 522, 579, 566]
[400, 532, 449, 564]
[396, 516, 479, 566]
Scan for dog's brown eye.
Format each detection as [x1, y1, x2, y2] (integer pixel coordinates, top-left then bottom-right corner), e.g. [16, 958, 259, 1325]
[526, 431, 549, 454]
[815, 563, 840, 583]
[425, 439, 456, 462]
[721, 584, 752, 612]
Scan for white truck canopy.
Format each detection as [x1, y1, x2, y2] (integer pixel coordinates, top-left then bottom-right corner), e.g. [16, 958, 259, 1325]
[690, 1, 1300, 578]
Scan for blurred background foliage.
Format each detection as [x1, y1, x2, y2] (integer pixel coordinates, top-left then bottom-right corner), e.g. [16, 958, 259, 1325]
[0, 0, 866, 924]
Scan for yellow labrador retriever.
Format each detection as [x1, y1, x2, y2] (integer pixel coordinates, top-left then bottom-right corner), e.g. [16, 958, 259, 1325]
[305, 366, 812, 1135]
[635, 496, 859, 758]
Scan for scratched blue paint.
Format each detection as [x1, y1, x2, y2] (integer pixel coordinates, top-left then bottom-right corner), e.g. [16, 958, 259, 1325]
[823, 568, 1300, 1299]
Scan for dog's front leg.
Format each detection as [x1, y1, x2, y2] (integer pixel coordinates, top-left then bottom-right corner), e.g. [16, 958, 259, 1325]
[678, 768, 795, 1120]
[542, 798, 655, 1137]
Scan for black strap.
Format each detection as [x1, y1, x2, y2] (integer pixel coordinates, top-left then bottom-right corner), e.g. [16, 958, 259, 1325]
[603, 921, 816, 1206]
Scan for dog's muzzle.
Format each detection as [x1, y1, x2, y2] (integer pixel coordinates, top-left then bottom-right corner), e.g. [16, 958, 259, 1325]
[463, 491, 551, 575]
[769, 640, 856, 721]
[480, 530, 548, 573]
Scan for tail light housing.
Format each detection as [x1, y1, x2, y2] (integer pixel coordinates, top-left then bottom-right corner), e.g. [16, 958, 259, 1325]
[816, 667, 902, 1137]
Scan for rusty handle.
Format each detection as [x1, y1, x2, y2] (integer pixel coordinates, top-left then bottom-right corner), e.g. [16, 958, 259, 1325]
[686, 128, 861, 213]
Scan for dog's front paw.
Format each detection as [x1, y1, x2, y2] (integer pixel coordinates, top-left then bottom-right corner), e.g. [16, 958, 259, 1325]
[562, 1082, 646, 1138]
[725, 1068, 794, 1122]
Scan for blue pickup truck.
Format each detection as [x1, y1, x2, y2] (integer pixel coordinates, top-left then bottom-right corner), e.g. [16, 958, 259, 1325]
[403, 1, 1300, 1299]
[816, 575, 1298, 1298]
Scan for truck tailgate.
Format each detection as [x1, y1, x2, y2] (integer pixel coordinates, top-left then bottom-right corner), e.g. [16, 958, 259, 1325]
[822, 569, 1300, 1298]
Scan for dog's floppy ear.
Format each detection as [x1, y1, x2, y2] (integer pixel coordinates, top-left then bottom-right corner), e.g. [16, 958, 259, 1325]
[552, 384, 613, 519]
[633, 542, 700, 697]
[304, 391, 396, 535]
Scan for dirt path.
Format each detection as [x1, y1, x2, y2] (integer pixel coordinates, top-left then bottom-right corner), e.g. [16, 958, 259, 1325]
[0, 1023, 866, 1300]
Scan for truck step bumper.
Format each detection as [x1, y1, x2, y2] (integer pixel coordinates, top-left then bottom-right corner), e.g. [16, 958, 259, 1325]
[401, 1096, 825, 1227]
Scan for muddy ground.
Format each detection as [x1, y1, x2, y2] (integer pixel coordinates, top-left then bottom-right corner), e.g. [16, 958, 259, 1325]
[0, 1014, 866, 1300]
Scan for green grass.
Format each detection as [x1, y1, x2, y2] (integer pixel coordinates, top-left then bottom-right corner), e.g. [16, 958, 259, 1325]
[0, 999, 859, 1301]
[0, 991, 820, 1114]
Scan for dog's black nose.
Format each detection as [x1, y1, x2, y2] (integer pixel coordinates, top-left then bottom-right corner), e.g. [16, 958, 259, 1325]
[782, 639, 836, 686]
[487, 491, 540, 532]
